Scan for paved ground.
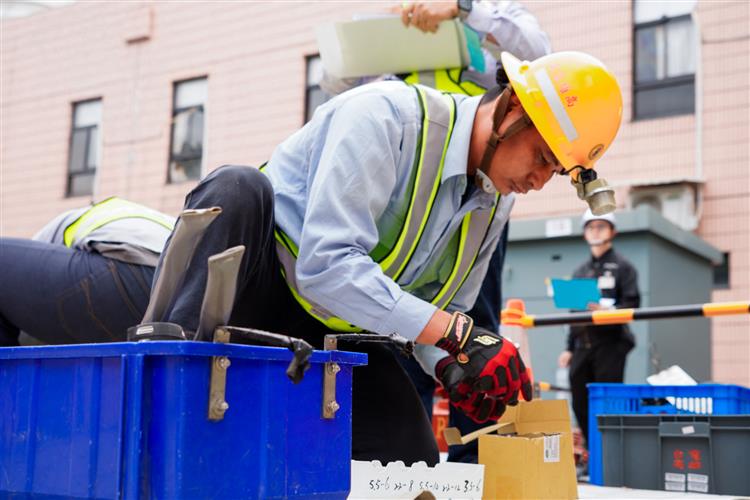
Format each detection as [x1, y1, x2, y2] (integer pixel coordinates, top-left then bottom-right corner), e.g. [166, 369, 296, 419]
[579, 484, 740, 499]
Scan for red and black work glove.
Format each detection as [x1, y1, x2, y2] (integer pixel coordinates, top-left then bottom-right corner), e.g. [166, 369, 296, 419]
[435, 311, 533, 404]
[435, 356, 507, 423]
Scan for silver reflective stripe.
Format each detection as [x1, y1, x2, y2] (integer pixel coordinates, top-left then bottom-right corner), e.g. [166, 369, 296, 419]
[416, 70, 436, 89]
[433, 199, 499, 310]
[535, 68, 579, 142]
[380, 86, 455, 280]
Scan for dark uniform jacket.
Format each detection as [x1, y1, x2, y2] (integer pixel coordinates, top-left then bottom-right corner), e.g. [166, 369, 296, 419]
[565, 247, 640, 351]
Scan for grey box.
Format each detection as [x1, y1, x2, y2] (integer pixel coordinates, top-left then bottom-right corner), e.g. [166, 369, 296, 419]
[598, 414, 750, 496]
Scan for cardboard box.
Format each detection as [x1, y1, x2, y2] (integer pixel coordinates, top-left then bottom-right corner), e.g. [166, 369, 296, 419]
[447, 400, 577, 499]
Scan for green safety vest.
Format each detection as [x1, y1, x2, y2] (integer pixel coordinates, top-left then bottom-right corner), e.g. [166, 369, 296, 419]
[63, 196, 175, 248]
[263, 84, 500, 332]
[404, 68, 488, 97]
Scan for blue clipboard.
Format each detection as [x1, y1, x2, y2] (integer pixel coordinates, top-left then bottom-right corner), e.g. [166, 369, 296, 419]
[551, 278, 601, 310]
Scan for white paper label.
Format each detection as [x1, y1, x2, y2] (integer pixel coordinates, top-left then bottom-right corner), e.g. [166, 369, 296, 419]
[681, 425, 695, 434]
[688, 481, 709, 493]
[665, 472, 686, 483]
[665, 481, 686, 492]
[350, 460, 484, 499]
[688, 473, 708, 484]
[545, 218, 572, 238]
[597, 275, 615, 289]
[543, 435, 560, 463]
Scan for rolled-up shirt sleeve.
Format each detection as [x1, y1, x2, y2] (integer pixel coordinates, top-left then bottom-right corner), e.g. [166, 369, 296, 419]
[467, 1, 552, 61]
[294, 93, 437, 341]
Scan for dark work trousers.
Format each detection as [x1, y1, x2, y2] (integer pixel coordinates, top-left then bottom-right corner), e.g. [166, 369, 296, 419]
[152, 165, 439, 466]
[395, 222, 510, 463]
[569, 338, 630, 445]
[0, 238, 154, 346]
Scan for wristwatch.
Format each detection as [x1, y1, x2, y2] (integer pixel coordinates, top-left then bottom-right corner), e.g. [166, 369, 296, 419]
[457, 0, 473, 20]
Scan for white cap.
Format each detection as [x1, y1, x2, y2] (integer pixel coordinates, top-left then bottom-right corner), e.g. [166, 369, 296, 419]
[581, 208, 616, 229]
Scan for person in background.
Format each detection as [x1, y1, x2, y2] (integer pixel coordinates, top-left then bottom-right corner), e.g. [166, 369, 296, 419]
[321, 0, 551, 463]
[0, 197, 175, 346]
[558, 210, 641, 455]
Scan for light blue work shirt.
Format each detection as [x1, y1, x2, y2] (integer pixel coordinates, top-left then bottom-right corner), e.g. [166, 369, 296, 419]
[264, 81, 514, 343]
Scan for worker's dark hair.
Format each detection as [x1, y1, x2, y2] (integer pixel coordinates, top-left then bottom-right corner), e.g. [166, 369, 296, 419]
[480, 64, 513, 105]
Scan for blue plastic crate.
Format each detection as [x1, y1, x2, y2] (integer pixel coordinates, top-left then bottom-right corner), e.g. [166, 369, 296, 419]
[588, 383, 750, 485]
[0, 341, 367, 499]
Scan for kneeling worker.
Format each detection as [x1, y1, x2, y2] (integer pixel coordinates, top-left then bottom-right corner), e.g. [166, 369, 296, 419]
[0, 197, 175, 346]
[150, 50, 624, 466]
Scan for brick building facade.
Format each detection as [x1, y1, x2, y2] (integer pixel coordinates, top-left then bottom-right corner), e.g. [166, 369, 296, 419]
[1, 1, 748, 383]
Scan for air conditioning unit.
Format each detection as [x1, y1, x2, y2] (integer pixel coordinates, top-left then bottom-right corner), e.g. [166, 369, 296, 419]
[628, 180, 703, 231]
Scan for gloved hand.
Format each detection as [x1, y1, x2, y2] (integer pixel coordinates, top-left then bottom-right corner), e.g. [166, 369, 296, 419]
[435, 311, 533, 404]
[436, 356, 507, 423]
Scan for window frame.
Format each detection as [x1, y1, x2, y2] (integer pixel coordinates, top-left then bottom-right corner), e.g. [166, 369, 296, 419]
[712, 251, 730, 289]
[304, 54, 331, 124]
[66, 97, 102, 198]
[167, 76, 207, 184]
[632, 9, 695, 120]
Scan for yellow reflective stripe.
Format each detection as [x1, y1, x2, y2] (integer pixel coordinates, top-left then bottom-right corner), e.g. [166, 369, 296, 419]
[405, 69, 487, 96]
[703, 302, 750, 317]
[379, 87, 449, 278]
[431, 215, 471, 306]
[434, 193, 500, 309]
[449, 68, 486, 96]
[434, 69, 462, 94]
[404, 91, 456, 273]
[592, 309, 634, 325]
[404, 72, 420, 85]
[63, 197, 175, 248]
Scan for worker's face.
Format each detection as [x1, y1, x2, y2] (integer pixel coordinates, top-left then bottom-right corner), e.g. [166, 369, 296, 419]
[583, 221, 615, 246]
[485, 98, 564, 195]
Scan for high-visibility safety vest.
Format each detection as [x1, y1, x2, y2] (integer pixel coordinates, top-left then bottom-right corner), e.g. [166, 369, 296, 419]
[403, 68, 488, 97]
[263, 84, 501, 332]
[63, 196, 175, 248]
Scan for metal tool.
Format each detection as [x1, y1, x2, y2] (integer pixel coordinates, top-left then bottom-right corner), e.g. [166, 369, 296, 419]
[142, 207, 222, 323]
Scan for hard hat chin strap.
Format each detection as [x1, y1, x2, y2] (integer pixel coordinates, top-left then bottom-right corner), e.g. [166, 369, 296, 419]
[475, 86, 532, 194]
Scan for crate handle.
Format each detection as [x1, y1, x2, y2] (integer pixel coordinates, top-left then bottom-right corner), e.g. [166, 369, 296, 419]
[218, 326, 313, 384]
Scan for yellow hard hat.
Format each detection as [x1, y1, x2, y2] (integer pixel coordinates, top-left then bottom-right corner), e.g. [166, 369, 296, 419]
[500, 51, 623, 177]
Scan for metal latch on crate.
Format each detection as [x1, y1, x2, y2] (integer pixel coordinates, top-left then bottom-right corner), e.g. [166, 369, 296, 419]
[322, 333, 413, 420]
[208, 328, 232, 421]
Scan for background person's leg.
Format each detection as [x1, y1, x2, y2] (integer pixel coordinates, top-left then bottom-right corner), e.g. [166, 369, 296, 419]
[569, 346, 594, 442]
[0, 238, 153, 344]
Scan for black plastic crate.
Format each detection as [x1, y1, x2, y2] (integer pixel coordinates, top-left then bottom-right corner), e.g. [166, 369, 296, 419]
[597, 414, 750, 496]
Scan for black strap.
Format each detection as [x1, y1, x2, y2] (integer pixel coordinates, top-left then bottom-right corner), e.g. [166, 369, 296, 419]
[477, 87, 531, 180]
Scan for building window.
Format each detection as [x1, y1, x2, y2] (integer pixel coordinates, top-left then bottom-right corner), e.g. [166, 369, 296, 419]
[168, 77, 207, 183]
[712, 252, 730, 289]
[633, 0, 696, 120]
[67, 99, 102, 197]
[305, 55, 331, 123]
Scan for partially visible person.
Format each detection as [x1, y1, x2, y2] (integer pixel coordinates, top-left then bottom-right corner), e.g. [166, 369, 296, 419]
[321, 0, 551, 96]
[0, 197, 175, 346]
[320, 0, 551, 464]
[558, 210, 641, 449]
